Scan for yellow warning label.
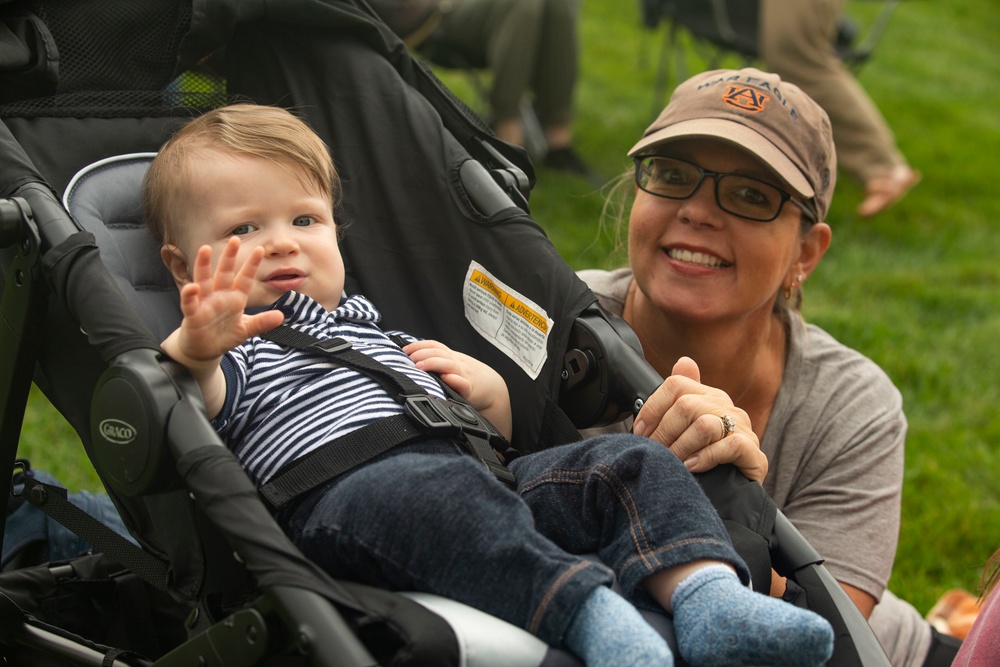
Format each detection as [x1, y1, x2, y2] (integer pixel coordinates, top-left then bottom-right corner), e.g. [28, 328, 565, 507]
[464, 262, 553, 379]
[471, 270, 503, 299]
[470, 270, 549, 335]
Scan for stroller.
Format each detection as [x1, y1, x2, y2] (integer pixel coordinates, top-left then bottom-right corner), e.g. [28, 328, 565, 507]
[1, 0, 890, 664]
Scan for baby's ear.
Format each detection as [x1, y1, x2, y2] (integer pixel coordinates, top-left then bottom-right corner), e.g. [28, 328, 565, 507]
[161, 244, 192, 290]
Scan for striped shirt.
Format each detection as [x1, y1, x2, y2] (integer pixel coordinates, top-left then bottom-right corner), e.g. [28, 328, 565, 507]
[213, 291, 446, 486]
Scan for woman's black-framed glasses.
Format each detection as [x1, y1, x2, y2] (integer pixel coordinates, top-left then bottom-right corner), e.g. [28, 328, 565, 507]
[633, 156, 818, 223]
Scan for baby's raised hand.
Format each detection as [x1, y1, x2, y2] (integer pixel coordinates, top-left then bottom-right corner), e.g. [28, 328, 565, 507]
[176, 237, 284, 363]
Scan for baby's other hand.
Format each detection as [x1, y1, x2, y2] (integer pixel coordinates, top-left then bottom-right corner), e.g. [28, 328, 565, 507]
[404, 339, 512, 440]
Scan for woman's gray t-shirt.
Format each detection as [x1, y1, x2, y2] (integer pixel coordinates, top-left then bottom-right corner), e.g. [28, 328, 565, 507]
[577, 267, 906, 600]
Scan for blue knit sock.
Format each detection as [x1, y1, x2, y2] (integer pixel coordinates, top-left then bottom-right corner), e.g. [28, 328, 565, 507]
[564, 585, 674, 667]
[671, 565, 834, 667]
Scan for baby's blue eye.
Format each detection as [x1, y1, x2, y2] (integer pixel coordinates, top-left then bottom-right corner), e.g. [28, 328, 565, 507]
[231, 224, 253, 236]
[292, 216, 314, 227]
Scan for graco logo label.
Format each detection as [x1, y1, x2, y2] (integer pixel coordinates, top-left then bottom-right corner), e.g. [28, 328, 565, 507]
[100, 419, 137, 445]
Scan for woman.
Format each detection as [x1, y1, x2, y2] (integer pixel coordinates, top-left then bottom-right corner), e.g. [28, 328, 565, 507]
[580, 67, 959, 666]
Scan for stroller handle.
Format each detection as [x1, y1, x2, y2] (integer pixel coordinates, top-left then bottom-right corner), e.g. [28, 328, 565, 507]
[561, 303, 665, 428]
[8, 183, 80, 252]
[0, 197, 31, 248]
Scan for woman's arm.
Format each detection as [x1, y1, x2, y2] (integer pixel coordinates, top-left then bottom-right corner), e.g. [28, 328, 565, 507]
[770, 571, 876, 617]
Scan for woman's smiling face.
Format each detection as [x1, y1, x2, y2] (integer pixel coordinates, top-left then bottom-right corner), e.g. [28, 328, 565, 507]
[627, 138, 808, 324]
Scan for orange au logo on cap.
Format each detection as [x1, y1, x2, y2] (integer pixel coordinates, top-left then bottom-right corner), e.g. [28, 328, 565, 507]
[722, 85, 768, 113]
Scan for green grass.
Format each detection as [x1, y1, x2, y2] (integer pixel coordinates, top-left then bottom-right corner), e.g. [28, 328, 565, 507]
[16, 0, 1000, 617]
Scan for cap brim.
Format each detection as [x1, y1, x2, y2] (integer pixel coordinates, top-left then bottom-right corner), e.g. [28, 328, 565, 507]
[627, 118, 815, 198]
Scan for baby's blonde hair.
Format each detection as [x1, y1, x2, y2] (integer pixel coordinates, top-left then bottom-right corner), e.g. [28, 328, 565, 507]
[143, 104, 341, 244]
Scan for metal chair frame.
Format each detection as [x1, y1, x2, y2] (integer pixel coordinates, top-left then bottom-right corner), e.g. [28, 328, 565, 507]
[643, 0, 902, 114]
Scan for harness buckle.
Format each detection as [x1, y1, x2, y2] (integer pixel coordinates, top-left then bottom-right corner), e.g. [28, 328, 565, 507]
[404, 395, 462, 436]
[403, 395, 495, 442]
[310, 337, 352, 354]
[403, 395, 516, 488]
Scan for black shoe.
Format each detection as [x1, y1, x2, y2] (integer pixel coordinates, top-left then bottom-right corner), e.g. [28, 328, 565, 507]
[542, 147, 605, 187]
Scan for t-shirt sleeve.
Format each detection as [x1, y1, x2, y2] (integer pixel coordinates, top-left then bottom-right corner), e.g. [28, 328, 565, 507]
[211, 346, 250, 437]
[577, 268, 630, 316]
[764, 326, 906, 600]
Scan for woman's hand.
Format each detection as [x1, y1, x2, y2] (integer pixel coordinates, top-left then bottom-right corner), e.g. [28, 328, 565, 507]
[404, 339, 512, 441]
[632, 356, 767, 483]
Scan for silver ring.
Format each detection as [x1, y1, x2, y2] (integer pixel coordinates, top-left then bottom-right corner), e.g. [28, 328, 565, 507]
[720, 414, 736, 438]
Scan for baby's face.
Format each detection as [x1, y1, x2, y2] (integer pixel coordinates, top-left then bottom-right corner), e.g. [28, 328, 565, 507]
[165, 150, 346, 311]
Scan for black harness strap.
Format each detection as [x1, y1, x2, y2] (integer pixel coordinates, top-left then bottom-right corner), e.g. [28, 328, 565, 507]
[257, 326, 516, 511]
[261, 325, 428, 399]
[260, 414, 427, 509]
[17, 468, 171, 592]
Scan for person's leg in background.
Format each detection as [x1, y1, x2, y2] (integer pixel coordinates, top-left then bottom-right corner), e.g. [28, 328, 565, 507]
[430, 0, 541, 146]
[532, 0, 578, 151]
[530, 0, 602, 182]
[433, 0, 601, 181]
[759, 0, 919, 217]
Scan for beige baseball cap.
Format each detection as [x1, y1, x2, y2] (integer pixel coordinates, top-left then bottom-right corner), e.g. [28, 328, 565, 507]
[629, 67, 837, 221]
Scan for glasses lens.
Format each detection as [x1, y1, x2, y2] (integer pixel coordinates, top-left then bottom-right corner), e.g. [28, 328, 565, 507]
[636, 157, 701, 199]
[716, 176, 784, 221]
[636, 156, 800, 222]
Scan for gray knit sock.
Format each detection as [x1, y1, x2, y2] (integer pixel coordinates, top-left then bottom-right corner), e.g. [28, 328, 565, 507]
[564, 585, 674, 667]
[671, 565, 834, 666]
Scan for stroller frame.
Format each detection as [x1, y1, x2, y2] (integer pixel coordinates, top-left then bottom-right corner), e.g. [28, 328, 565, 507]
[2, 0, 890, 665]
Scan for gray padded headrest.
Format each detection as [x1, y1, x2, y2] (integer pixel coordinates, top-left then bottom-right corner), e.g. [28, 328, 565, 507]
[63, 153, 182, 343]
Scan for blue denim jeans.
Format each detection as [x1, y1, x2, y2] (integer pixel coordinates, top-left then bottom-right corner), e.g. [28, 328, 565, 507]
[511, 434, 749, 610]
[281, 433, 747, 647]
[2, 468, 136, 571]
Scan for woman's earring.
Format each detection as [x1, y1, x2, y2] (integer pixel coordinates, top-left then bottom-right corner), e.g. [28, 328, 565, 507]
[784, 273, 804, 301]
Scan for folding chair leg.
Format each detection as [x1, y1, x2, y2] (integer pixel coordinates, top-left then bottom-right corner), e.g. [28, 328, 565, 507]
[519, 99, 547, 159]
[652, 22, 685, 117]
